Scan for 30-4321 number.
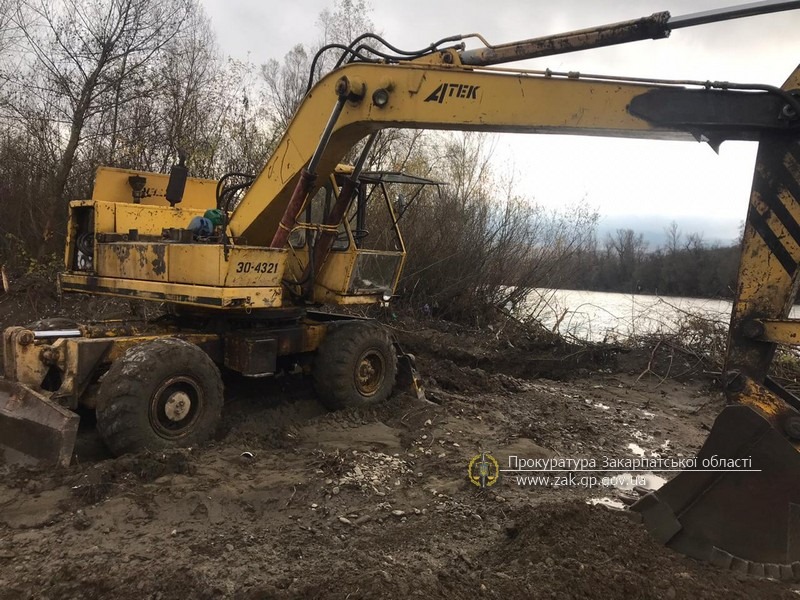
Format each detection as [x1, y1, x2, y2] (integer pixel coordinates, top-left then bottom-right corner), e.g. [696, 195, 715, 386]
[236, 261, 278, 274]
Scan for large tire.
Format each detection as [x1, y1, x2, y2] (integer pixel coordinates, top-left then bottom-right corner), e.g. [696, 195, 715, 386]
[313, 321, 397, 410]
[96, 338, 223, 456]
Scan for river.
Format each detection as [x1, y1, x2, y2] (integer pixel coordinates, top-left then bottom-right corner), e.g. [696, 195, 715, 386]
[527, 288, 800, 343]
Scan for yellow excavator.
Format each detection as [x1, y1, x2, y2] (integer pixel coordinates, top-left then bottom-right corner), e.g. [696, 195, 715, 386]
[3, 0, 800, 576]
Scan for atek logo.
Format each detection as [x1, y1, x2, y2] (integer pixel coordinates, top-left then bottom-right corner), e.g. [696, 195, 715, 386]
[424, 83, 480, 103]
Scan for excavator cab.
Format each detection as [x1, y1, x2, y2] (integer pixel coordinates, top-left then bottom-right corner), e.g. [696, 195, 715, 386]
[284, 169, 441, 304]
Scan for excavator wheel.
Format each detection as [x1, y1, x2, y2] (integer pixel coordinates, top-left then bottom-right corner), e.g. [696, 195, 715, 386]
[96, 338, 223, 456]
[313, 321, 397, 410]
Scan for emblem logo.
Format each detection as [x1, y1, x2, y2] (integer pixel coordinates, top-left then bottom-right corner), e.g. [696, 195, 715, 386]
[468, 452, 499, 488]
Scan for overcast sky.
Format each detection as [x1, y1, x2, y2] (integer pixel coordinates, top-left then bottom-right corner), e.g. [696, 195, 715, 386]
[198, 0, 800, 244]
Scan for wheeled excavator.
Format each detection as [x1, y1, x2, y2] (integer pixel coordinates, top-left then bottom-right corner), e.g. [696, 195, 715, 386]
[3, 0, 800, 576]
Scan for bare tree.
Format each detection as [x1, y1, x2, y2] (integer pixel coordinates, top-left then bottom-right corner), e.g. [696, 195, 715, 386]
[0, 0, 19, 54]
[10, 0, 192, 247]
[261, 0, 378, 133]
[606, 228, 648, 287]
[685, 231, 705, 252]
[665, 220, 681, 255]
[317, 0, 374, 48]
[261, 45, 310, 132]
[210, 58, 277, 175]
[151, 6, 219, 173]
[395, 130, 597, 319]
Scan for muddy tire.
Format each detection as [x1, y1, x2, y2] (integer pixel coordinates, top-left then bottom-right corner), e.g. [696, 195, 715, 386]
[313, 321, 397, 410]
[96, 338, 223, 456]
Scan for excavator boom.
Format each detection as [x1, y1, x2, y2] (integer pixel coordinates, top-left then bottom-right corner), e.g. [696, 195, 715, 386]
[225, 1, 800, 248]
[228, 63, 798, 245]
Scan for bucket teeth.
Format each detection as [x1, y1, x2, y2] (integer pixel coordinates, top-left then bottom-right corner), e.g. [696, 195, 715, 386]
[709, 548, 733, 569]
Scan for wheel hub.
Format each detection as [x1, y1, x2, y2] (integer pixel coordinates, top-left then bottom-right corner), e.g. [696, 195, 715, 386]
[150, 376, 203, 439]
[164, 391, 192, 422]
[355, 350, 385, 397]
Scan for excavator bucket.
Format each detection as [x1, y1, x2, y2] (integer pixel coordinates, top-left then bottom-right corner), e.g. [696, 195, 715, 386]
[0, 379, 79, 467]
[631, 405, 800, 578]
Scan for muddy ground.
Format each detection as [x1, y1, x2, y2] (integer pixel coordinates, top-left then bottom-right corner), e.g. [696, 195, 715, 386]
[0, 283, 797, 599]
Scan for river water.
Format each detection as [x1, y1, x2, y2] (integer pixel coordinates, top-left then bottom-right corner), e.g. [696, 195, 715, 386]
[527, 288, 800, 343]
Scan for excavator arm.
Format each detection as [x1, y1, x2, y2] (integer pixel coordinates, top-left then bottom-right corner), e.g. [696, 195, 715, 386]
[228, 60, 799, 245]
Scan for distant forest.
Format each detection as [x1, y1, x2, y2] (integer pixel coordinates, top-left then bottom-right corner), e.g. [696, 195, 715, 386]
[559, 222, 741, 299]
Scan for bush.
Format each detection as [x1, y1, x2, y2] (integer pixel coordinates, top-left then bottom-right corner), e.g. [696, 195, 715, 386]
[394, 133, 598, 323]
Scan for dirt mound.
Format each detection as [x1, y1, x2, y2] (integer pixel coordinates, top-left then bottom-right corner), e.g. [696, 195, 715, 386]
[474, 502, 793, 599]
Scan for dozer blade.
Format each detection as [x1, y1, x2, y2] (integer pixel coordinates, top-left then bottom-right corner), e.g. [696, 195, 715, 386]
[0, 379, 79, 467]
[631, 404, 800, 579]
